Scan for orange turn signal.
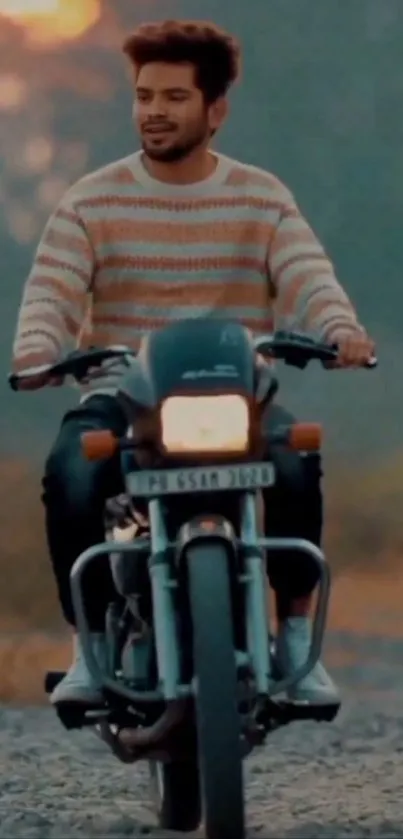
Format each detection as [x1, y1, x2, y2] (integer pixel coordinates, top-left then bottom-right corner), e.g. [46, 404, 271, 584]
[81, 429, 119, 461]
[287, 422, 323, 452]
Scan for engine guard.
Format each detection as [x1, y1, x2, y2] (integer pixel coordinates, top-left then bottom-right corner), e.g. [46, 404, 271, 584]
[65, 533, 331, 706]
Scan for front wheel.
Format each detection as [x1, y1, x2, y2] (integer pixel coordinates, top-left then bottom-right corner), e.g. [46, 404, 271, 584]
[149, 758, 201, 832]
[188, 541, 245, 839]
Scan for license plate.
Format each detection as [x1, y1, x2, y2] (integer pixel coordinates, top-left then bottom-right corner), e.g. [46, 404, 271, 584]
[126, 461, 275, 497]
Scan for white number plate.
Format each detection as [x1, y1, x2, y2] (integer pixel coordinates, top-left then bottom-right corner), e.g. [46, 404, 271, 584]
[126, 461, 275, 497]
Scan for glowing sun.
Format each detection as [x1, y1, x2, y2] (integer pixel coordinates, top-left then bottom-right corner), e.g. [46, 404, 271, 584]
[0, 0, 101, 44]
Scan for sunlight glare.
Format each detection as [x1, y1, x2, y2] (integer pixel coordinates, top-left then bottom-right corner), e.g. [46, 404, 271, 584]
[0, 0, 101, 44]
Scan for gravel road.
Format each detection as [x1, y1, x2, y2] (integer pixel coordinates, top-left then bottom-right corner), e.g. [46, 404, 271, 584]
[1, 631, 403, 838]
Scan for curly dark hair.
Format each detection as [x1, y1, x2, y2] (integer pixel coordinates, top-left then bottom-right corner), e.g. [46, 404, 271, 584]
[122, 19, 241, 104]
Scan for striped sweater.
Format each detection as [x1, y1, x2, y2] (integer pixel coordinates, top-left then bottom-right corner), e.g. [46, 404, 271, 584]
[12, 150, 364, 396]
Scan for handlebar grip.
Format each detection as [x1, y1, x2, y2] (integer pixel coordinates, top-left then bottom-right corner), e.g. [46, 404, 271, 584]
[328, 343, 378, 369]
[8, 373, 19, 392]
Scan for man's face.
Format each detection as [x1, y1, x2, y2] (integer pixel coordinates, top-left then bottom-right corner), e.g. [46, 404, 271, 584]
[134, 62, 223, 162]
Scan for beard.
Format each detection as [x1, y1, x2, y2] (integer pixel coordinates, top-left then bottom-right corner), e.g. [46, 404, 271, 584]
[141, 122, 209, 163]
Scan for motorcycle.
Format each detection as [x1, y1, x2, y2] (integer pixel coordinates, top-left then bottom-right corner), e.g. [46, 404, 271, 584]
[8, 319, 376, 839]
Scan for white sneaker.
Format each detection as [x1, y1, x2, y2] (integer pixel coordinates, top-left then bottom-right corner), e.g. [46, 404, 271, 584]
[276, 617, 340, 706]
[50, 632, 106, 706]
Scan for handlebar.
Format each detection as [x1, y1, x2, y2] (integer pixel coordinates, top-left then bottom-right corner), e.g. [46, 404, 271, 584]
[7, 331, 377, 392]
[254, 330, 378, 370]
[8, 345, 134, 392]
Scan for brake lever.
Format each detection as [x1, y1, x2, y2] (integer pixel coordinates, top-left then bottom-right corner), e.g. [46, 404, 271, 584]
[8, 365, 54, 391]
[51, 347, 134, 381]
[8, 347, 131, 391]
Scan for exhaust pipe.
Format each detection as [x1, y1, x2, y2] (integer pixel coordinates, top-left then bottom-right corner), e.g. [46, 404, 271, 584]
[95, 700, 186, 763]
[117, 699, 186, 750]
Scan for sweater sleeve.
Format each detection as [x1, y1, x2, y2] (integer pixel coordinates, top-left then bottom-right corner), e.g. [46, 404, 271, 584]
[11, 195, 94, 374]
[268, 189, 365, 341]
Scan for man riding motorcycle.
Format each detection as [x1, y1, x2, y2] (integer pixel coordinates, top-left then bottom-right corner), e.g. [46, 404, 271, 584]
[10, 19, 375, 709]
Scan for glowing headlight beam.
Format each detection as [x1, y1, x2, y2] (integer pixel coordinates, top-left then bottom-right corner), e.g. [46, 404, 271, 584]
[161, 394, 250, 454]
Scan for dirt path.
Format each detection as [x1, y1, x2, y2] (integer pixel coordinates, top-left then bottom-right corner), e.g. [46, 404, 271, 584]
[2, 572, 403, 837]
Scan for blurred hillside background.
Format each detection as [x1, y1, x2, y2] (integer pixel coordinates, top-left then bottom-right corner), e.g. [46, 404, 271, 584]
[1, 0, 403, 701]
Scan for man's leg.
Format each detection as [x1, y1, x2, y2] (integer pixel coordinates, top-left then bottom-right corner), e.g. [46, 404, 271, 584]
[262, 404, 339, 706]
[42, 394, 127, 705]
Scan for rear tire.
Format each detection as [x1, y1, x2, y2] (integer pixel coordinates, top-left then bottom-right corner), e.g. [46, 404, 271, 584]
[187, 541, 245, 839]
[149, 758, 201, 832]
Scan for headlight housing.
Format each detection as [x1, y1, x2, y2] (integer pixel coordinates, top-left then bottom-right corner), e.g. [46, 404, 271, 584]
[160, 394, 250, 456]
